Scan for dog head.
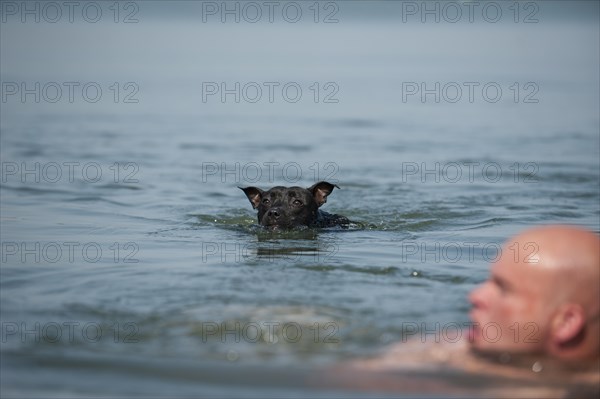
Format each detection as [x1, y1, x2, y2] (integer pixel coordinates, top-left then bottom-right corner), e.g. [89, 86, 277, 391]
[240, 181, 339, 229]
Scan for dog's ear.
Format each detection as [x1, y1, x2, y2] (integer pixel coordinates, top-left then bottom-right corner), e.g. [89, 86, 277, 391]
[239, 186, 263, 209]
[309, 181, 340, 207]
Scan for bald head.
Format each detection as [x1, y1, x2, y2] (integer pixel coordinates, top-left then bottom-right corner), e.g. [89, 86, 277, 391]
[507, 225, 599, 310]
[469, 225, 600, 361]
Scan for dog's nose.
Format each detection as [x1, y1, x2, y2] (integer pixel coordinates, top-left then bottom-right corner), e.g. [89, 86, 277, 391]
[267, 208, 281, 219]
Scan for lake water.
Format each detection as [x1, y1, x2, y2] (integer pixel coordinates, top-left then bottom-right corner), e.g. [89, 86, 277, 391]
[1, 1, 599, 397]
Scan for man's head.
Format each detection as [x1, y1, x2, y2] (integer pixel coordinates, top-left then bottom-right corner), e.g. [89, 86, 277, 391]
[239, 181, 339, 229]
[469, 225, 600, 361]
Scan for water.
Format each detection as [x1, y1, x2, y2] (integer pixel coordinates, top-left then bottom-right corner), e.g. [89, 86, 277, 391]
[1, 1, 599, 396]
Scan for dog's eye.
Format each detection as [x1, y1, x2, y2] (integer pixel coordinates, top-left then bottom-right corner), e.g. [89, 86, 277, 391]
[293, 199, 303, 206]
[262, 198, 271, 205]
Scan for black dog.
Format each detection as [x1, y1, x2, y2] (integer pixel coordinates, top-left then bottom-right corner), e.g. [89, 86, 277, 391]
[240, 181, 351, 229]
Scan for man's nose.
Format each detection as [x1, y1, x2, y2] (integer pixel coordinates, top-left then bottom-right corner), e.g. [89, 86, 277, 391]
[469, 282, 489, 309]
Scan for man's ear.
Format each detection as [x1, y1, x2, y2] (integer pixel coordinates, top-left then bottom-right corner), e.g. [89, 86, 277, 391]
[551, 304, 585, 344]
[239, 186, 263, 209]
[309, 181, 340, 208]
